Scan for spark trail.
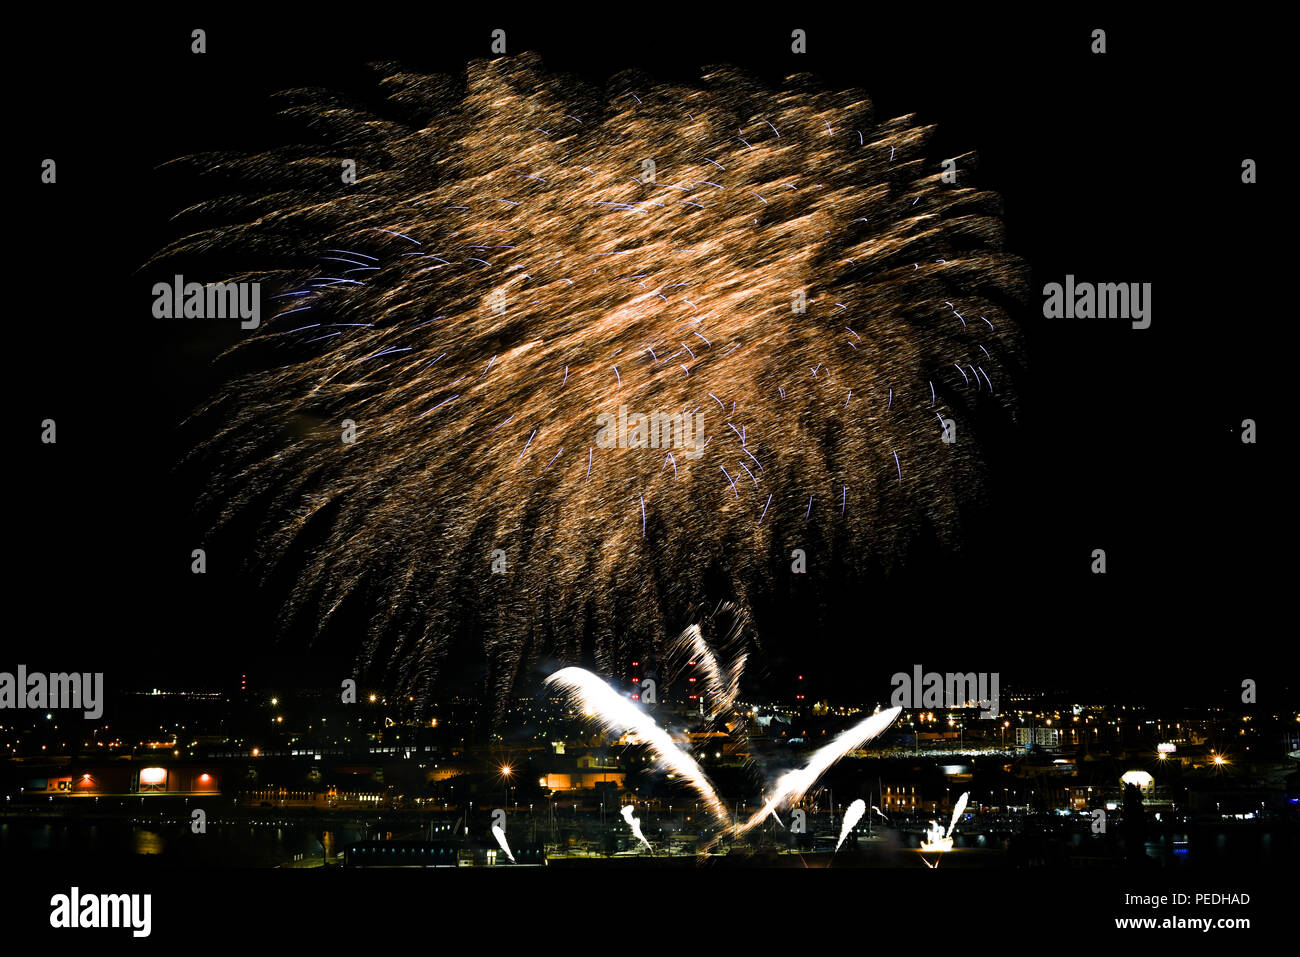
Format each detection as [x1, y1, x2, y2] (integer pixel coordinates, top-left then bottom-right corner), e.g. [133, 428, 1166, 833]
[544, 667, 730, 827]
[666, 621, 746, 719]
[737, 706, 901, 834]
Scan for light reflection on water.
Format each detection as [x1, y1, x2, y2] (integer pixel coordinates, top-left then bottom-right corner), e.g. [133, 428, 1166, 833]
[132, 828, 165, 855]
[0, 820, 1288, 867]
[1, 821, 365, 866]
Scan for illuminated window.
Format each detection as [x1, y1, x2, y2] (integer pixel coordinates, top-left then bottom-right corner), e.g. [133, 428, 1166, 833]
[139, 767, 167, 791]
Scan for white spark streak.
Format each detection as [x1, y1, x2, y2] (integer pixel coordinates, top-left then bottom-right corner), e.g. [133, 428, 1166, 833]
[491, 823, 515, 863]
[621, 805, 652, 852]
[836, 798, 866, 852]
[545, 667, 730, 827]
[737, 706, 901, 834]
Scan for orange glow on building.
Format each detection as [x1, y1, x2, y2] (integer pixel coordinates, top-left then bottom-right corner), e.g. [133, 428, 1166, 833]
[539, 771, 627, 791]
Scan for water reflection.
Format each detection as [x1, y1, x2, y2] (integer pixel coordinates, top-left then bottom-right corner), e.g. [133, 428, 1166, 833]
[2, 820, 363, 866]
[132, 828, 165, 855]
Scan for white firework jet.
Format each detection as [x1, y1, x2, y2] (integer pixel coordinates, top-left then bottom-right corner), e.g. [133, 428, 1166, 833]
[545, 666, 730, 827]
[920, 789, 969, 856]
[737, 706, 902, 835]
[491, 822, 516, 863]
[620, 804, 652, 852]
[836, 798, 866, 852]
[548, 666, 902, 844]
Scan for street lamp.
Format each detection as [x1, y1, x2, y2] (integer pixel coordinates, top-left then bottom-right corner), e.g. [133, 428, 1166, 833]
[500, 764, 513, 807]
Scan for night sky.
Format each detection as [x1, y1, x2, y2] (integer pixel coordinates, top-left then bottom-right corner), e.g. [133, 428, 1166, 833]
[17, 12, 1282, 707]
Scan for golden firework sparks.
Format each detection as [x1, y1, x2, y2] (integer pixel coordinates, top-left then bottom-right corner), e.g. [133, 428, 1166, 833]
[159, 54, 1026, 705]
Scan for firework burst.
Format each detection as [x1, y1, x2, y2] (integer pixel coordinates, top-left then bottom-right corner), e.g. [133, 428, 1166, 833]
[160, 53, 1026, 705]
